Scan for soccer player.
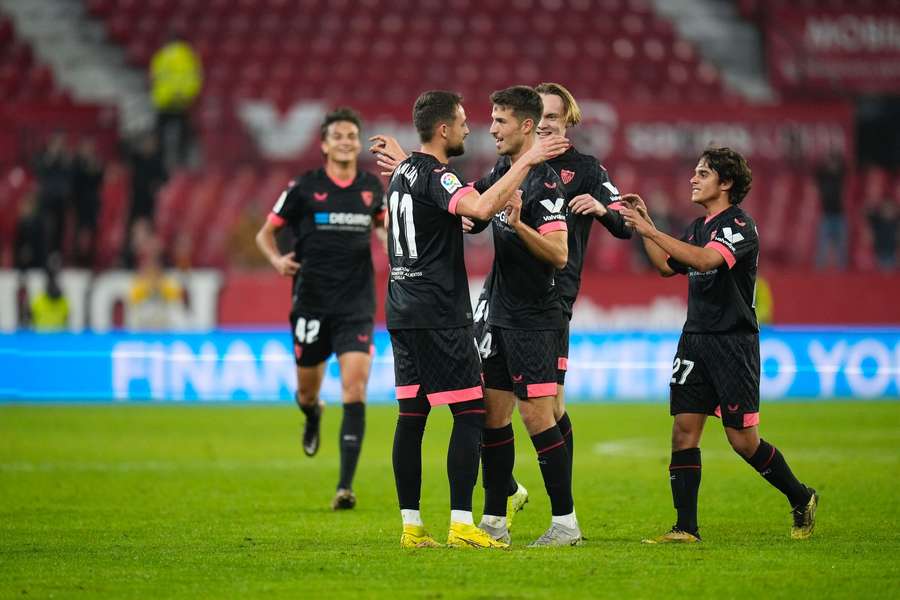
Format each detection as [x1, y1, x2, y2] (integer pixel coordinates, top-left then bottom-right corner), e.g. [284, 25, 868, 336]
[474, 83, 633, 523]
[255, 108, 386, 511]
[383, 90, 567, 549]
[617, 148, 818, 542]
[467, 86, 580, 547]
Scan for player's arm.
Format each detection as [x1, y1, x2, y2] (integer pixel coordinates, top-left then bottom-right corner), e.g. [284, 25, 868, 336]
[507, 198, 568, 269]
[455, 135, 569, 221]
[255, 216, 300, 276]
[618, 194, 724, 274]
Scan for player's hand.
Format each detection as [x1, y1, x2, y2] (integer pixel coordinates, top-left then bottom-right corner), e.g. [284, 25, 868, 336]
[621, 193, 649, 218]
[523, 134, 569, 166]
[569, 193, 607, 217]
[504, 190, 523, 228]
[274, 251, 300, 277]
[617, 206, 655, 237]
[369, 134, 408, 175]
[461, 216, 475, 233]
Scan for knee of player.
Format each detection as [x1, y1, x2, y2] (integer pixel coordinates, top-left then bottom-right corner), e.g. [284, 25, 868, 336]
[296, 388, 319, 406]
[724, 429, 757, 458]
[341, 380, 367, 403]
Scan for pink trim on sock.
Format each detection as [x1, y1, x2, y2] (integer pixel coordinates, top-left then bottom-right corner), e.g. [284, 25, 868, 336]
[453, 408, 487, 417]
[396, 384, 420, 399]
[536, 439, 566, 455]
[760, 443, 776, 470]
[482, 437, 514, 448]
[705, 241, 736, 269]
[267, 213, 285, 227]
[526, 382, 557, 398]
[669, 465, 701, 470]
[426, 385, 483, 406]
[398, 412, 428, 417]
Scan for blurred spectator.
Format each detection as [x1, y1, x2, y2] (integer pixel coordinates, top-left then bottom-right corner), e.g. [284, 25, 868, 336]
[126, 230, 186, 331]
[171, 230, 194, 272]
[124, 132, 168, 260]
[13, 191, 46, 270]
[150, 30, 202, 169]
[866, 189, 899, 271]
[122, 217, 154, 269]
[72, 138, 104, 268]
[814, 152, 847, 270]
[30, 260, 69, 332]
[34, 132, 72, 260]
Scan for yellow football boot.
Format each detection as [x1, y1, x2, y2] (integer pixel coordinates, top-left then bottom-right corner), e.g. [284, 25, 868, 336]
[791, 488, 818, 540]
[400, 525, 442, 548]
[642, 527, 701, 544]
[447, 522, 510, 549]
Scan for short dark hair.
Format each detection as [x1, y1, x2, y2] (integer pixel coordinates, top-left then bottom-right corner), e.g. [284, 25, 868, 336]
[490, 86, 543, 128]
[320, 107, 362, 140]
[700, 147, 753, 204]
[413, 90, 462, 143]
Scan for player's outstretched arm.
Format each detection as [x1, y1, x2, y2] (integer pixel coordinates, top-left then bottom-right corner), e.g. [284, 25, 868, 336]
[255, 218, 300, 277]
[569, 193, 632, 239]
[617, 194, 723, 274]
[455, 135, 569, 222]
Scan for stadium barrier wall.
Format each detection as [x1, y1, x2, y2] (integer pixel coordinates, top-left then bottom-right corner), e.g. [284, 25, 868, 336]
[2, 328, 898, 402]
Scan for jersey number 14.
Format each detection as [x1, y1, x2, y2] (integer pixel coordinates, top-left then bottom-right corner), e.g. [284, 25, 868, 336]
[389, 191, 418, 259]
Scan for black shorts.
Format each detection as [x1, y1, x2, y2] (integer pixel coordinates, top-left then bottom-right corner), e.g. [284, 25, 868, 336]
[289, 309, 373, 367]
[390, 326, 483, 406]
[669, 332, 761, 429]
[483, 327, 564, 399]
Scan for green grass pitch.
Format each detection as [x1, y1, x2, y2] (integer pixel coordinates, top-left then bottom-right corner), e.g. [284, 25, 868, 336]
[1, 402, 898, 599]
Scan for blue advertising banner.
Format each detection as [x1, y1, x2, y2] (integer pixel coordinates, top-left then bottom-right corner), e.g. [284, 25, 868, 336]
[1, 328, 898, 402]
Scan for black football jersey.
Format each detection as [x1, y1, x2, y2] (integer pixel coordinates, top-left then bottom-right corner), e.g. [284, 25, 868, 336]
[269, 168, 385, 317]
[474, 158, 568, 330]
[385, 152, 476, 330]
[667, 205, 760, 334]
[549, 146, 632, 314]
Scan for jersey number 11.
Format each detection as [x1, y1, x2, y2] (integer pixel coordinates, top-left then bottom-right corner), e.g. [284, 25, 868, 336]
[389, 191, 418, 259]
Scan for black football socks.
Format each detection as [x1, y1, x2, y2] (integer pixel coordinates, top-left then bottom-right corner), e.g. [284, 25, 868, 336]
[670, 448, 701, 534]
[530, 425, 573, 516]
[745, 439, 811, 508]
[483, 424, 516, 517]
[392, 397, 430, 510]
[337, 402, 365, 491]
[447, 400, 486, 512]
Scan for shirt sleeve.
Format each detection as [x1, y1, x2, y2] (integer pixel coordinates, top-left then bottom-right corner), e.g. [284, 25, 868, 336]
[590, 163, 632, 239]
[666, 227, 693, 274]
[371, 177, 386, 219]
[427, 166, 475, 215]
[705, 217, 758, 269]
[528, 168, 568, 236]
[268, 178, 304, 227]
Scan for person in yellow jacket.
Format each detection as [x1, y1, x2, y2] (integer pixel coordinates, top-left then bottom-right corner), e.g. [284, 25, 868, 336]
[150, 30, 202, 168]
[30, 268, 69, 332]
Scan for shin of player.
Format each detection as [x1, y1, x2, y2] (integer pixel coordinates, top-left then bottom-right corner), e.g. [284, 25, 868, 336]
[386, 90, 569, 549]
[256, 108, 387, 510]
[470, 87, 581, 547]
[617, 148, 818, 542]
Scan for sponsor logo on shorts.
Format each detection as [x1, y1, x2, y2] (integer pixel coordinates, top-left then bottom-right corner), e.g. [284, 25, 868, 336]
[727, 403, 740, 413]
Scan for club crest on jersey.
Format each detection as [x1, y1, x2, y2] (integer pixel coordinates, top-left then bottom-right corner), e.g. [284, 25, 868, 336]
[440, 172, 462, 194]
[560, 169, 575, 185]
[540, 198, 565, 213]
[361, 191, 373, 206]
[314, 192, 328, 202]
